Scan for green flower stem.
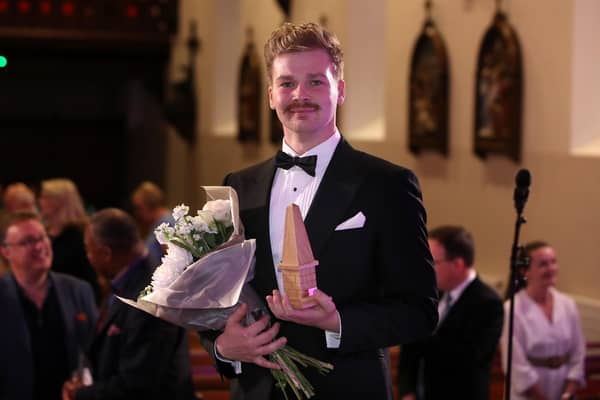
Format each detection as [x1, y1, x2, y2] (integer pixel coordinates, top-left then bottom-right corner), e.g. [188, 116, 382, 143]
[279, 346, 334, 374]
[271, 370, 291, 400]
[276, 350, 314, 397]
[267, 344, 333, 400]
[215, 220, 234, 244]
[215, 219, 227, 242]
[197, 235, 212, 257]
[271, 351, 307, 399]
[170, 238, 203, 259]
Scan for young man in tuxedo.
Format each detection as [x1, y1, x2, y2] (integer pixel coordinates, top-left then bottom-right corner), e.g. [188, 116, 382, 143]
[397, 225, 504, 400]
[208, 22, 438, 400]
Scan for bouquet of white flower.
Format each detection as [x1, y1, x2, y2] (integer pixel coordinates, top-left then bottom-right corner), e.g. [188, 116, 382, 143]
[118, 186, 332, 400]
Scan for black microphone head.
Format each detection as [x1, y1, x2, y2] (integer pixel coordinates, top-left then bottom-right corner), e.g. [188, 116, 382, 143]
[516, 169, 531, 189]
[514, 169, 531, 214]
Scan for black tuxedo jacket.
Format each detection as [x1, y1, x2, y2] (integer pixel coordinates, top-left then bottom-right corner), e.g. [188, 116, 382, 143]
[216, 139, 438, 400]
[75, 257, 195, 400]
[397, 276, 504, 400]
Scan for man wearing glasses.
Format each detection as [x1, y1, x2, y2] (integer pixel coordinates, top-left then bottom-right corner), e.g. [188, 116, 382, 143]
[0, 212, 97, 400]
[397, 225, 504, 400]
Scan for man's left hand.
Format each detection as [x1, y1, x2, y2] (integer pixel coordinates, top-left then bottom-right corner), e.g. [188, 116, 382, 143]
[266, 289, 340, 332]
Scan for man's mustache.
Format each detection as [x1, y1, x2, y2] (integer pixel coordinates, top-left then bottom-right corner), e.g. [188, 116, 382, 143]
[285, 102, 320, 112]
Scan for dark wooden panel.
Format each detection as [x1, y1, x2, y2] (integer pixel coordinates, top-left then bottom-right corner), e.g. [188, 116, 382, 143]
[0, 118, 126, 210]
[0, 0, 177, 210]
[0, 0, 178, 37]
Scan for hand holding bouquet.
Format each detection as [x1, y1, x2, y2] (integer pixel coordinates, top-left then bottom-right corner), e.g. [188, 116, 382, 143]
[118, 187, 332, 400]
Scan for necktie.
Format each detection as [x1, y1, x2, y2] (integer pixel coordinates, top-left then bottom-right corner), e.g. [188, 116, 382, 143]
[439, 293, 453, 323]
[275, 151, 317, 177]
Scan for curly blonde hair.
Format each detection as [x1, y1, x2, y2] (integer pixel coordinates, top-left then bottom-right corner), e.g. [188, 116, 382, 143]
[264, 22, 344, 83]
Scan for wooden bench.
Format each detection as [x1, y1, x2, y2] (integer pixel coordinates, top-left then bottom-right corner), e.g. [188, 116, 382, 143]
[188, 337, 600, 400]
[577, 341, 600, 400]
[188, 332, 230, 400]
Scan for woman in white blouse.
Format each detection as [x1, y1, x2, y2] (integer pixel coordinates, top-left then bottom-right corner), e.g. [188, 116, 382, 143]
[501, 241, 586, 400]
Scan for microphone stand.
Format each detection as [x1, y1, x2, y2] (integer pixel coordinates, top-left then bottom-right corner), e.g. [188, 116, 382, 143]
[504, 204, 529, 400]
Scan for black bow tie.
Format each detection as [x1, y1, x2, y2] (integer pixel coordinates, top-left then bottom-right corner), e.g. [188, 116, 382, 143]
[275, 151, 317, 177]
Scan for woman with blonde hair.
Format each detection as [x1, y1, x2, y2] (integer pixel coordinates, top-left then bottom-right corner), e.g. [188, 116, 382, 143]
[39, 178, 101, 302]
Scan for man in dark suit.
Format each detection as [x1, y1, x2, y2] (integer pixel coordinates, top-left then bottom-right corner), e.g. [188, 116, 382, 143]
[208, 22, 438, 400]
[0, 211, 97, 400]
[397, 225, 504, 400]
[62, 208, 196, 400]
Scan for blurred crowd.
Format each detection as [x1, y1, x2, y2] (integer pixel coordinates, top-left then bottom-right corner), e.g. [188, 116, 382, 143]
[0, 179, 196, 400]
[0, 179, 589, 400]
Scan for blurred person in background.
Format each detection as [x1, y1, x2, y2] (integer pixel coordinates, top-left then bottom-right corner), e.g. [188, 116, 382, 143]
[397, 225, 504, 400]
[62, 208, 195, 400]
[0, 212, 97, 400]
[39, 178, 101, 303]
[501, 241, 586, 400]
[130, 181, 173, 269]
[1, 182, 40, 275]
[3, 182, 39, 214]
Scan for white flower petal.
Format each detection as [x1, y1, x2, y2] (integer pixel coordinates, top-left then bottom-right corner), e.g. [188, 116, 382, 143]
[202, 200, 233, 226]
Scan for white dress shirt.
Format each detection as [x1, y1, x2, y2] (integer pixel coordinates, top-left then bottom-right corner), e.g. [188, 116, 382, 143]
[269, 130, 342, 348]
[216, 131, 343, 371]
[438, 268, 477, 322]
[269, 130, 341, 291]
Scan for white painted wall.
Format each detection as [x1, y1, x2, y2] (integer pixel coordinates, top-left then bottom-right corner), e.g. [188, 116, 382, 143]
[167, 0, 600, 301]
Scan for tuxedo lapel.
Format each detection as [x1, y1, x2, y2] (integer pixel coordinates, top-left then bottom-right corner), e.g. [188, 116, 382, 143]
[235, 144, 365, 294]
[233, 158, 278, 297]
[305, 140, 365, 257]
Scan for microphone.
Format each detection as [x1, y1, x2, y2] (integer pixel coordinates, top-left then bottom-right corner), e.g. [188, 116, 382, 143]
[514, 169, 531, 214]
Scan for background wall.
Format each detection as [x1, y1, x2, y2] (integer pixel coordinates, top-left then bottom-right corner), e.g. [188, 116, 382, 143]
[165, 0, 600, 314]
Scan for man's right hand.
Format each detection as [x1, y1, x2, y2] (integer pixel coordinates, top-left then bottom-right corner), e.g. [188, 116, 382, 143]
[401, 394, 417, 400]
[215, 303, 287, 370]
[62, 377, 82, 400]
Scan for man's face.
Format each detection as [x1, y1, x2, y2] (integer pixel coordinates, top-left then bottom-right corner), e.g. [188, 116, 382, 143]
[525, 246, 559, 290]
[430, 239, 455, 292]
[268, 49, 345, 145]
[1, 219, 52, 276]
[37, 193, 58, 220]
[84, 226, 113, 279]
[131, 194, 153, 225]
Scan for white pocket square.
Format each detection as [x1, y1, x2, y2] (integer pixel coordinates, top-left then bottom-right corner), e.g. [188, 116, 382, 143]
[335, 211, 366, 231]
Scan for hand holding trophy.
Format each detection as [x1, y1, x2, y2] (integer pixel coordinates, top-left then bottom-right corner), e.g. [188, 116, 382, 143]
[267, 204, 340, 333]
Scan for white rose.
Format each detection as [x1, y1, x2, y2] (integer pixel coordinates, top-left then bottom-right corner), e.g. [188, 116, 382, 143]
[191, 215, 214, 233]
[202, 200, 232, 226]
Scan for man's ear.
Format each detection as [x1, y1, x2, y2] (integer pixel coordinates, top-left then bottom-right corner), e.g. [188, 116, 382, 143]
[99, 244, 112, 265]
[453, 257, 467, 272]
[268, 86, 275, 110]
[337, 79, 345, 105]
[0, 246, 10, 260]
